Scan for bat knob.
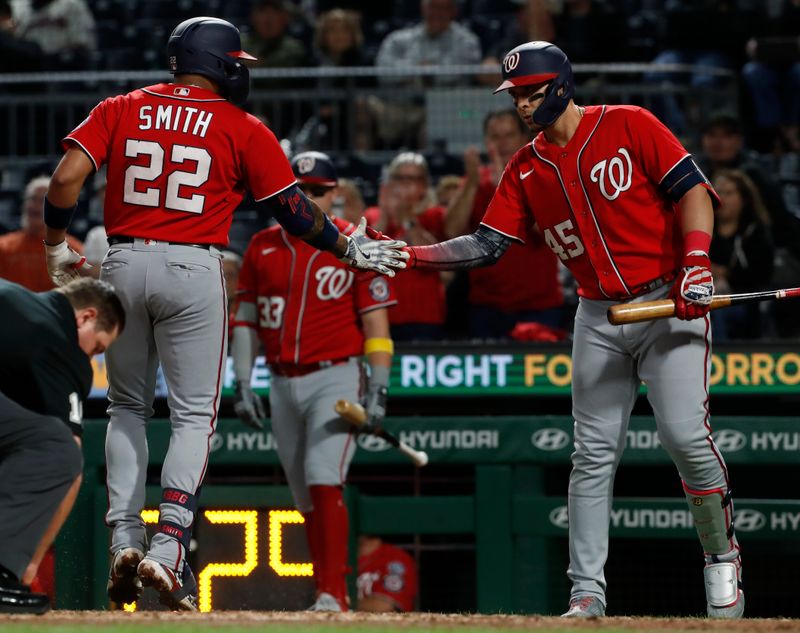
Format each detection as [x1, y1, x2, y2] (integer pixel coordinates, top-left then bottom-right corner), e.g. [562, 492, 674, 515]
[416, 452, 429, 467]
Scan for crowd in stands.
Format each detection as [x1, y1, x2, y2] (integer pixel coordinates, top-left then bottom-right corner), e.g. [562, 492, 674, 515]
[0, 0, 799, 341]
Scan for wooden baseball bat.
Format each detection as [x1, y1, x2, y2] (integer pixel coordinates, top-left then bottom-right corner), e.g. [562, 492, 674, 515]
[608, 287, 800, 325]
[334, 400, 429, 467]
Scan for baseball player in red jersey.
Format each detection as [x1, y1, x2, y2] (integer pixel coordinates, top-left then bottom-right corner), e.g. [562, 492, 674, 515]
[399, 41, 743, 619]
[231, 151, 397, 612]
[356, 536, 417, 612]
[40, 17, 407, 611]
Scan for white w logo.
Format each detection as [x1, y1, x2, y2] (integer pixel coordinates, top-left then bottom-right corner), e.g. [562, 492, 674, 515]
[315, 266, 354, 300]
[590, 147, 633, 201]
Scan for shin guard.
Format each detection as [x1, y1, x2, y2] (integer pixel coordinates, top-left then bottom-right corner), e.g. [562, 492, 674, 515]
[683, 483, 737, 555]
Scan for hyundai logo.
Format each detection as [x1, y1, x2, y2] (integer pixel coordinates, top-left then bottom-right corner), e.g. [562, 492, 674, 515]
[714, 430, 747, 452]
[357, 434, 391, 452]
[209, 433, 224, 453]
[549, 506, 569, 529]
[532, 428, 571, 451]
[734, 509, 766, 532]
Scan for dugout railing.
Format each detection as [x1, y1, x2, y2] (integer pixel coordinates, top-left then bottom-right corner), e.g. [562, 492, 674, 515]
[56, 414, 800, 614]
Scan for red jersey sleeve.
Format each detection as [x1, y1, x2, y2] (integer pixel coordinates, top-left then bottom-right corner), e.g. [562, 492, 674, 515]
[627, 107, 690, 186]
[63, 96, 123, 170]
[479, 161, 530, 243]
[355, 274, 397, 314]
[244, 122, 297, 202]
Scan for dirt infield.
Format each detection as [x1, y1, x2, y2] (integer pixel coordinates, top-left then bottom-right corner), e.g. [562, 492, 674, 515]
[2, 611, 800, 632]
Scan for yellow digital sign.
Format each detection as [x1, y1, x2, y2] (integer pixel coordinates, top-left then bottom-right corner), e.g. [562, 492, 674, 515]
[122, 508, 309, 612]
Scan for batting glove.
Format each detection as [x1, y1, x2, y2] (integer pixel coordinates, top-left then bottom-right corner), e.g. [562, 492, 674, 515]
[45, 240, 91, 287]
[672, 251, 714, 320]
[361, 381, 388, 433]
[340, 217, 408, 278]
[233, 380, 266, 430]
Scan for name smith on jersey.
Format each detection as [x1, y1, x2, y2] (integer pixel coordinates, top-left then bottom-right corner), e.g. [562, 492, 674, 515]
[138, 105, 213, 138]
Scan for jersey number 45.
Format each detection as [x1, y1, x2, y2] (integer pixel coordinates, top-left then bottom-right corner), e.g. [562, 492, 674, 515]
[543, 219, 585, 261]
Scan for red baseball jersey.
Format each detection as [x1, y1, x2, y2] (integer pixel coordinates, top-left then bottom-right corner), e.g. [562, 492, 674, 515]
[64, 83, 295, 245]
[235, 217, 396, 365]
[468, 166, 562, 312]
[357, 542, 417, 612]
[482, 105, 719, 300]
[364, 206, 448, 326]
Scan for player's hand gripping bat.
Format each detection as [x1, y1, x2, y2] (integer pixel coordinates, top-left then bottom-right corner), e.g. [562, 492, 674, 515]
[334, 400, 429, 467]
[608, 287, 800, 325]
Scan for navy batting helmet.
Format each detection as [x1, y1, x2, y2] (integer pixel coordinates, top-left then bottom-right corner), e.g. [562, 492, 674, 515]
[167, 17, 256, 107]
[494, 41, 574, 128]
[291, 151, 338, 187]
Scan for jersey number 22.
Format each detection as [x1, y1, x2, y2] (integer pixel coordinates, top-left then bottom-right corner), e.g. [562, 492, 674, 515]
[123, 139, 211, 214]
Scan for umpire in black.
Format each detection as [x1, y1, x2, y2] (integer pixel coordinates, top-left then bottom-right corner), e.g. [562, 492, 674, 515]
[0, 277, 124, 613]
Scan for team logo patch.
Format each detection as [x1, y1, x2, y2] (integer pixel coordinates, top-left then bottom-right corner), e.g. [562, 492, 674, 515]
[503, 52, 520, 73]
[590, 147, 633, 201]
[369, 277, 390, 302]
[383, 574, 405, 593]
[174, 87, 190, 97]
[296, 156, 316, 174]
[387, 561, 406, 574]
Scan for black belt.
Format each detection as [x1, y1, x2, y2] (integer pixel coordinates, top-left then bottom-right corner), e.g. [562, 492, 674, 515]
[108, 236, 212, 250]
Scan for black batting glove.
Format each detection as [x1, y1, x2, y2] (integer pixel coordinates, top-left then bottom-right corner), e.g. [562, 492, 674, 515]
[362, 382, 388, 433]
[233, 380, 266, 430]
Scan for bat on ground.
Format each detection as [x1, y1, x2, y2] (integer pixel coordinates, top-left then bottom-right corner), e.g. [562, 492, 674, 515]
[334, 400, 429, 467]
[608, 288, 800, 325]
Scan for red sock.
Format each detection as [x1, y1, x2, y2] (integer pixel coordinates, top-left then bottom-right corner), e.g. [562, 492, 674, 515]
[302, 511, 319, 591]
[309, 485, 349, 610]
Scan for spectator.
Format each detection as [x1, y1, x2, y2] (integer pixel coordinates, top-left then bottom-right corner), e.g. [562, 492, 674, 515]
[296, 9, 371, 150]
[642, 0, 752, 135]
[0, 176, 83, 292]
[0, 0, 42, 74]
[710, 170, 774, 340]
[370, 0, 482, 148]
[694, 112, 800, 261]
[365, 153, 448, 341]
[335, 178, 366, 225]
[13, 0, 96, 70]
[356, 535, 417, 612]
[741, 1, 800, 152]
[241, 0, 308, 71]
[445, 110, 563, 339]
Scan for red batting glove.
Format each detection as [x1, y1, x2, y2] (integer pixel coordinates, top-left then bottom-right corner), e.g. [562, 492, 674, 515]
[671, 252, 714, 320]
[403, 246, 417, 268]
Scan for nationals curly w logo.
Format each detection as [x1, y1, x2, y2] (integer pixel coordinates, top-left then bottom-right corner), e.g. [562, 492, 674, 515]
[316, 266, 354, 300]
[503, 52, 520, 73]
[590, 147, 633, 201]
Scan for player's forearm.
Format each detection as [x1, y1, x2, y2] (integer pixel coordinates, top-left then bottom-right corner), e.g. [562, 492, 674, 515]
[231, 302, 259, 383]
[362, 310, 393, 380]
[45, 148, 94, 243]
[678, 184, 714, 239]
[407, 225, 511, 271]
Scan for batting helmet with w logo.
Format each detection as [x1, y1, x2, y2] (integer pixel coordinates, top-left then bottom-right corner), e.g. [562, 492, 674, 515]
[494, 41, 574, 128]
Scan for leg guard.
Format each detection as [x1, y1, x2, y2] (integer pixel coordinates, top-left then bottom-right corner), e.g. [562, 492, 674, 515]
[683, 483, 736, 555]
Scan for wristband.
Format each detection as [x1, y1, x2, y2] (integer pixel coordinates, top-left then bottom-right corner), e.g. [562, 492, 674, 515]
[364, 337, 394, 355]
[43, 196, 77, 230]
[683, 230, 711, 257]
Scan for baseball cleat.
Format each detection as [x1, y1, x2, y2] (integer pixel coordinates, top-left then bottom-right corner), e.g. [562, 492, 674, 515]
[137, 558, 198, 611]
[307, 591, 344, 612]
[705, 561, 744, 618]
[107, 547, 144, 604]
[561, 594, 605, 618]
